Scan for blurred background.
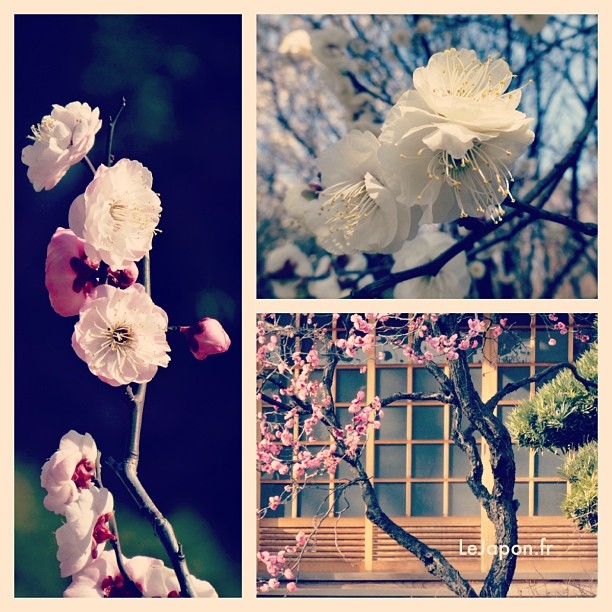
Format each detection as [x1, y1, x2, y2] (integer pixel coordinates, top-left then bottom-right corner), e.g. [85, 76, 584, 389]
[14, 15, 242, 596]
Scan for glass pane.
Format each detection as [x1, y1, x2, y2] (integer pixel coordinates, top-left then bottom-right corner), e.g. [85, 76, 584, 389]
[449, 482, 481, 516]
[514, 445, 531, 477]
[497, 405, 515, 428]
[376, 368, 407, 397]
[535, 482, 567, 516]
[336, 407, 353, 428]
[498, 366, 531, 400]
[469, 367, 482, 394]
[412, 405, 444, 439]
[449, 444, 470, 478]
[298, 484, 331, 517]
[335, 457, 358, 481]
[498, 328, 531, 363]
[412, 444, 443, 478]
[335, 368, 366, 402]
[375, 444, 407, 478]
[411, 483, 443, 516]
[260, 483, 289, 518]
[334, 483, 364, 517]
[376, 406, 407, 440]
[413, 367, 440, 393]
[535, 451, 564, 477]
[536, 329, 569, 362]
[375, 483, 406, 516]
[514, 482, 529, 516]
[377, 342, 409, 364]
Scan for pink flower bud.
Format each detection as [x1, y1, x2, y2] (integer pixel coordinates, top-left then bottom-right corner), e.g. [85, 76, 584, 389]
[286, 582, 297, 593]
[106, 262, 139, 289]
[180, 317, 231, 360]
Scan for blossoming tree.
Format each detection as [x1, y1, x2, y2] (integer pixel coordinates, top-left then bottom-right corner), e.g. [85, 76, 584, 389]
[257, 15, 597, 298]
[22, 100, 231, 597]
[256, 313, 597, 597]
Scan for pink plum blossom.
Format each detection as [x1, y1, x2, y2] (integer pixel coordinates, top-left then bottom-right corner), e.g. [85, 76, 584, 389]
[69, 159, 162, 269]
[180, 317, 231, 360]
[41, 430, 97, 514]
[63, 550, 217, 597]
[21, 101, 102, 191]
[56, 487, 116, 577]
[72, 283, 170, 386]
[44, 228, 138, 317]
[286, 581, 297, 593]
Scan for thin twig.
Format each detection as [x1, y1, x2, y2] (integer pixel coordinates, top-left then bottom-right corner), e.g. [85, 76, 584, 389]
[107, 97, 127, 167]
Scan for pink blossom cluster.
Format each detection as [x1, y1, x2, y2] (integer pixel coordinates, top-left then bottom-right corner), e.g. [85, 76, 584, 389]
[257, 531, 306, 593]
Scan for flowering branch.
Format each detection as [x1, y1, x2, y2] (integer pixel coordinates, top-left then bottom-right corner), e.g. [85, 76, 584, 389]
[106, 97, 126, 166]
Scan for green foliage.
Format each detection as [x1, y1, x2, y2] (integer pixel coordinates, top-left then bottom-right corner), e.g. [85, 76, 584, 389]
[559, 442, 598, 532]
[507, 343, 598, 452]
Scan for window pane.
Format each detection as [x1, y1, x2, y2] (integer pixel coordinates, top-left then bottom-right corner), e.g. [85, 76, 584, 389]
[260, 483, 289, 518]
[449, 444, 471, 478]
[514, 445, 531, 477]
[376, 368, 407, 397]
[375, 483, 406, 516]
[336, 369, 366, 402]
[375, 444, 407, 478]
[411, 483, 443, 516]
[377, 343, 409, 364]
[301, 416, 329, 441]
[376, 406, 407, 440]
[413, 368, 440, 393]
[498, 329, 531, 363]
[497, 405, 515, 428]
[412, 405, 444, 439]
[412, 444, 443, 478]
[298, 484, 331, 516]
[514, 482, 529, 516]
[470, 367, 482, 394]
[334, 483, 364, 517]
[336, 407, 353, 428]
[535, 482, 567, 516]
[335, 457, 358, 481]
[449, 483, 481, 516]
[498, 366, 531, 400]
[536, 329, 569, 362]
[535, 451, 564, 477]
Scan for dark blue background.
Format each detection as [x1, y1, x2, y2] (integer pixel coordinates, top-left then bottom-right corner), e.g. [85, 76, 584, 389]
[14, 14, 242, 596]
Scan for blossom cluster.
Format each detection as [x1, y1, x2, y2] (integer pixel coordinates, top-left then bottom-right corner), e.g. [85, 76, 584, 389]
[285, 46, 534, 258]
[24, 101, 230, 386]
[41, 431, 217, 597]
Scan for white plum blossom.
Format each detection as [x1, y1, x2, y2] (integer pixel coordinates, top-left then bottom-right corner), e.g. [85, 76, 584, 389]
[304, 130, 420, 255]
[41, 431, 97, 514]
[72, 283, 170, 387]
[69, 158, 161, 270]
[56, 487, 115, 577]
[514, 15, 550, 36]
[307, 255, 349, 298]
[264, 242, 313, 298]
[379, 48, 534, 223]
[310, 26, 352, 67]
[21, 101, 102, 191]
[391, 230, 471, 298]
[63, 551, 218, 598]
[279, 29, 312, 57]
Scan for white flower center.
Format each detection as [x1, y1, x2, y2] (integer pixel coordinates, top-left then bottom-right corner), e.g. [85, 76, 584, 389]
[322, 180, 377, 239]
[28, 116, 56, 144]
[109, 200, 160, 236]
[406, 143, 515, 222]
[105, 324, 134, 351]
[433, 50, 516, 103]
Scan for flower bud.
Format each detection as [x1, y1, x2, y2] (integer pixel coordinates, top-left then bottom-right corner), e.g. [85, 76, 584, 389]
[180, 318, 231, 360]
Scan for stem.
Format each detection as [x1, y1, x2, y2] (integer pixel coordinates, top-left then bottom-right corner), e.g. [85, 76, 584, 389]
[107, 97, 127, 166]
[109, 252, 197, 597]
[82, 155, 96, 175]
[95, 453, 143, 597]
